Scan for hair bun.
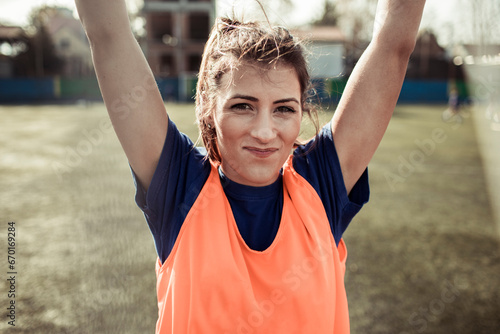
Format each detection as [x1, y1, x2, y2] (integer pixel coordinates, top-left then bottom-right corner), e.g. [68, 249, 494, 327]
[218, 17, 243, 33]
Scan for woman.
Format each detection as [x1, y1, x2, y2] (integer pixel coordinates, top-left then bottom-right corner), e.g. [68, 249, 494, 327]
[75, 0, 426, 332]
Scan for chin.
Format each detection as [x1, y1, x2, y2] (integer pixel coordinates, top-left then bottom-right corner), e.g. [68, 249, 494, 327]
[243, 165, 281, 186]
[222, 154, 287, 186]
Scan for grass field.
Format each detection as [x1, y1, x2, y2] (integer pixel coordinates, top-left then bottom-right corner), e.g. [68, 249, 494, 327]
[0, 102, 499, 333]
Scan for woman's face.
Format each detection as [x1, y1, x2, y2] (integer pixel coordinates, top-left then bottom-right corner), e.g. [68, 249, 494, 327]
[214, 62, 302, 187]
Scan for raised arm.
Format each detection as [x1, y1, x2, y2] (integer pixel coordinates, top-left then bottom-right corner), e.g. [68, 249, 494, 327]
[331, 0, 426, 193]
[75, 0, 168, 190]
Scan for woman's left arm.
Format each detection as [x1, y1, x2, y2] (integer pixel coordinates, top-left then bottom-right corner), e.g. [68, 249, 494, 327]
[331, 0, 426, 194]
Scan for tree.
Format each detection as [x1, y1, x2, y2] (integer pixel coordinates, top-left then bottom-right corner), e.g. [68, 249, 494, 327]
[312, 0, 339, 26]
[12, 26, 62, 77]
[331, 0, 377, 76]
[336, 0, 377, 44]
[421, 0, 500, 47]
[219, 0, 295, 25]
[463, 0, 500, 48]
[14, 5, 65, 77]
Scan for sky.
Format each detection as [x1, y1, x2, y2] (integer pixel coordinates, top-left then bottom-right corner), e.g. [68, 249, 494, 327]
[0, 0, 453, 25]
[0, 0, 481, 45]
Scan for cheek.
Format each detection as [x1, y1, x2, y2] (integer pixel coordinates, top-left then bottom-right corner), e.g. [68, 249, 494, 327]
[279, 116, 302, 144]
[215, 116, 245, 149]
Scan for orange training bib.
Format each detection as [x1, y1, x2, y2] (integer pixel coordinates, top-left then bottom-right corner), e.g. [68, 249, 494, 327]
[155, 156, 350, 333]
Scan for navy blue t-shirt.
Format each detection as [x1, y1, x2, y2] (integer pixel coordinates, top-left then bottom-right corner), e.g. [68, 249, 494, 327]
[133, 119, 369, 263]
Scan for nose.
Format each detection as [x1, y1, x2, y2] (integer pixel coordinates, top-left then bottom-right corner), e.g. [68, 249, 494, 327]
[250, 110, 276, 143]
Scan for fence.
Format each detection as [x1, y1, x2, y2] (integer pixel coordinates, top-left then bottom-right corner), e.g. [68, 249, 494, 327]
[312, 78, 469, 105]
[0, 77, 468, 104]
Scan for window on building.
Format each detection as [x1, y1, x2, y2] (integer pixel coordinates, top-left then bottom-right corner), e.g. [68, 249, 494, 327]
[150, 13, 173, 41]
[160, 54, 175, 76]
[59, 38, 70, 50]
[188, 13, 209, 41]
[187, 54, 202, 72]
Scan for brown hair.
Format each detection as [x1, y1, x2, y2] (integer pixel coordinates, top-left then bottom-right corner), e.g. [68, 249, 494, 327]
[195, 17, 319, 163]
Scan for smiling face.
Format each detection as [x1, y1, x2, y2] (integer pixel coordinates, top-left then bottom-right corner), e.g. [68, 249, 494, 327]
[213, 61, 302, 187]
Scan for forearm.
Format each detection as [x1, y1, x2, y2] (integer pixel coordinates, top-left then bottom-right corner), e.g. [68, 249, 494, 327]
[75, 0, 132, 44]
[75, 0, 154, 118]
[75, 0, 168, 191]
[372, 0, 426, 55]
[331, 0, 426, 193]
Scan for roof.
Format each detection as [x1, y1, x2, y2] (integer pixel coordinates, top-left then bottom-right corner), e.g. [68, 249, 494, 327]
[291, 26, 345, 43]
[0, 25, 25, 41]
[462, 44, 500, 57]
[47, 16, 87, 39]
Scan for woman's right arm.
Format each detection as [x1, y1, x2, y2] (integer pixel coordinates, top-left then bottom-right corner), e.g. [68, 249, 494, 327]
[75, 0, 168, 190]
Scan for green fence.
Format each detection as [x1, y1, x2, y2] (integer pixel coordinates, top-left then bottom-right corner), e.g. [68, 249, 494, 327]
[56, 77, 102, 100]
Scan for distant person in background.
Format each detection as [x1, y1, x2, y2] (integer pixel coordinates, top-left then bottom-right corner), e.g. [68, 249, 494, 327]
[75, 0, 426, 332]
[448, 87, 460, 114]
[443, 85, 468, 124]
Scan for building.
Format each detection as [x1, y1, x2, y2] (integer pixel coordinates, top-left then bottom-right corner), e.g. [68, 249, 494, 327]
[292, 26, 345, 79]
[0, 25, 27, 77]
[143, 0, 215, 79]
[45, 7, 93, 77]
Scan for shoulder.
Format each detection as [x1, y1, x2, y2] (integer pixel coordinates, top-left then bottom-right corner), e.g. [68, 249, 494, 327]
[290, 123, 370, 243]
[292, 123, 339, 181]
[133, 118, 210, 215]
[292, 122, 369, 206]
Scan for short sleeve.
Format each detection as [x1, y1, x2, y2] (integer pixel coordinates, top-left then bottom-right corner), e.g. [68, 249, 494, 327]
[293, 123, 370, 244]
[130, 119, 210, 262]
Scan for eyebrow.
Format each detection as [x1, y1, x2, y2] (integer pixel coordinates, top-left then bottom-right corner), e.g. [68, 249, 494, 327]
[229, 94, 300, 105]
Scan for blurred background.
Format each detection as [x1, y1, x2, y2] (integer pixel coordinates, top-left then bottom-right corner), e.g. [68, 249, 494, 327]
[0, 0, 499, 333]
[1, 0, 499, 103]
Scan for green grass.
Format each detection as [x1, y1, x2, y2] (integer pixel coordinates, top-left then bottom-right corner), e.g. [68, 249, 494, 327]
[0, 102, 498, 333]
[343, 105, 499, 333]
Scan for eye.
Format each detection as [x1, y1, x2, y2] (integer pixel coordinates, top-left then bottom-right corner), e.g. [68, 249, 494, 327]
[275, 106, 296, 113]
[231, 103, 253, 111]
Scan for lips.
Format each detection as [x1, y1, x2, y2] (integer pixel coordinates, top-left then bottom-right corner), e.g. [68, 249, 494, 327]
[244, 146, 279, 158]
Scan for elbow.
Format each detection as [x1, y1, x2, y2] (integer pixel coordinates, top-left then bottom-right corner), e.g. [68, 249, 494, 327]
[78, 13, 132, 48]
[373, 33, 417, 61]
[83, 23, 134, 51]
[81, 22, 114, 47]
[396, 38, 418, 60]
